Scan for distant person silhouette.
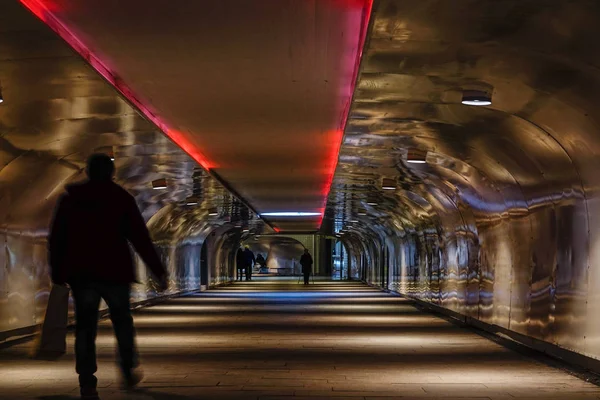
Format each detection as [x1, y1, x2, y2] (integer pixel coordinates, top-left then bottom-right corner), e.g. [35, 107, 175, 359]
[255, 254, 266, 268]
[300, 248, 313, 285]
[48, 153, 168, 400]
[236, 246, 245, 281]
[243, 246, 255, 281]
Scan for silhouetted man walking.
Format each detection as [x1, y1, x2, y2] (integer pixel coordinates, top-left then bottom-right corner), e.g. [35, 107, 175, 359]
[49, 154, 168, 400]
[243, 246, 255, 281]
[300, 248, 313, 285]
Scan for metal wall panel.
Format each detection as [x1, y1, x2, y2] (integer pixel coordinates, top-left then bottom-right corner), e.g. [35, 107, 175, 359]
[324, 0, 600, 361]
[0, 2, 268, 337]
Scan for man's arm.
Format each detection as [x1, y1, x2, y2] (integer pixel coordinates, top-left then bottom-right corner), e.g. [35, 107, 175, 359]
[123, 195, 167, 283]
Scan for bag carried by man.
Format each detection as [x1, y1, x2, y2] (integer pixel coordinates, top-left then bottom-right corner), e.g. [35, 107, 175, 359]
[31, 284, 69, 360]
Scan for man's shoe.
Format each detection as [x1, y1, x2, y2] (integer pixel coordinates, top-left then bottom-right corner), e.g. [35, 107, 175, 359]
[80, 387, 100, 400]
[122, 368, 144, 390]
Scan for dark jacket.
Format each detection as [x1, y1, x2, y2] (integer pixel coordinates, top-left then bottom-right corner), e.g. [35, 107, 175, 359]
[243, 248, 255, 267]
[300, 253, 313, 273]
[48, 180, 166, 284]
[236, 248, 245, 269]
[255, 254, 266, 267]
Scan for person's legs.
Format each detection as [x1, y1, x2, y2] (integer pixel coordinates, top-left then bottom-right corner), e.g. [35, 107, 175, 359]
[70, 282, 102, 393]
[304, 272, 310, 285]
[245, 266, 250, 281]
[247, 265, 252, 281]
[98, 283, 138, 383]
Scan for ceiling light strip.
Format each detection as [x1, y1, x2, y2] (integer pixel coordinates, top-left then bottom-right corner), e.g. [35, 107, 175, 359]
[19, 0, 215, 170]
[318, 0, 374, 228]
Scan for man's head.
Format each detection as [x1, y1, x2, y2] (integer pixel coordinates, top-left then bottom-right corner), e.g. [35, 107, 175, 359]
[304, 248, 309, 254]
[86, 153, 114, 181]
[245, 245, 250, 250]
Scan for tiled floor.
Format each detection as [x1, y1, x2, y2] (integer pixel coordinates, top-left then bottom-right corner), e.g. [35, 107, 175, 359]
[0, 278, 599, 399]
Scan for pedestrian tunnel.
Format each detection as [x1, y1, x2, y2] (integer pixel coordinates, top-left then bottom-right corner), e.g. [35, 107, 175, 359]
[2, 0, 600, 398]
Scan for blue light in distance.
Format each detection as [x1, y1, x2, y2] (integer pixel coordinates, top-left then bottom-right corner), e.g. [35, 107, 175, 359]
[260, 212, 322, 217]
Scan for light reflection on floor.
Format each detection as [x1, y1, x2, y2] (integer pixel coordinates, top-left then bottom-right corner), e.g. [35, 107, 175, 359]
[0, 279, 598, 399]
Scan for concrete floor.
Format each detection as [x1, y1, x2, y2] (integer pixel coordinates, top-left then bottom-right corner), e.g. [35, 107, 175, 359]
[0, 278, 599, 399]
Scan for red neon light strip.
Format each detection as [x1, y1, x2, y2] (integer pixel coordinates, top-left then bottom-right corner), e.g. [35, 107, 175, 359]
[19, 0, 215, 170]
[318, 0, 374, 227]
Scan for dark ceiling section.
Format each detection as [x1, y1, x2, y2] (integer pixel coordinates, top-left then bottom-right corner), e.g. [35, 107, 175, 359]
[324, 0, 600, 353]
[20, 0, 373, 232]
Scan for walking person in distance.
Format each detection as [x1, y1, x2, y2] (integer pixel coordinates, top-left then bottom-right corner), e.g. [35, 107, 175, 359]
[243, 246, 255, 281]
[300, 248, 313, 285]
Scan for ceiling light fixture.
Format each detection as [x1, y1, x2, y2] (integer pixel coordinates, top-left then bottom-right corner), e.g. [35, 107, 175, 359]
[242, 229, 249, 233]
[350, 220, 359, 223]
[462, 90, 492, 106]
[382, 177, 396, 190]
[367, 202, 378, 206]
[0, 84, 3, 104]
[185, 196, 199, 206]
[260, 212, 321, 217]
[407, 148, 427, 164]
[208, 208, 218, 216]
[152, 178, 167, 190]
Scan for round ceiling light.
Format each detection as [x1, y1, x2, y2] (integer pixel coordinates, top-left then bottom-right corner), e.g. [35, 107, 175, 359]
[382, 178, 396, 190]
[407, 148, 427, 164]
[462, 90, 492, 106]
[151, 178, 167, 190]
[185, 197, 198, 206]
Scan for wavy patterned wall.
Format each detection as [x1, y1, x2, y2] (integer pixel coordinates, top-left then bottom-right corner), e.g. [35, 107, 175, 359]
[0, 2, 265, 337]
[326, 0, 600, 362]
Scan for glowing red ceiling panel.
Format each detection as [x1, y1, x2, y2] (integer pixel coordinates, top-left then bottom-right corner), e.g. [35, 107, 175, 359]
[20, 0, 372, 231]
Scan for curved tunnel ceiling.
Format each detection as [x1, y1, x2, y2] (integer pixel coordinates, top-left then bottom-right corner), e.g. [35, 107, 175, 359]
[325, 0, 600, 237]
[19, 0, 373, 232]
